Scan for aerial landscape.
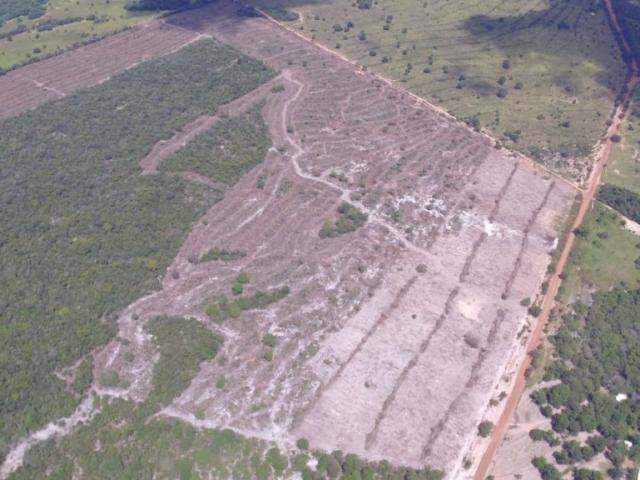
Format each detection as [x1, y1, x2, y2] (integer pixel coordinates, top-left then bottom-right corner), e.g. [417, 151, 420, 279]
[1, 0, 640, 479]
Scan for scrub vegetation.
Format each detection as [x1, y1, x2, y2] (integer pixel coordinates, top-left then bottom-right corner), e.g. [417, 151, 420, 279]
[160, 104, 272, 186]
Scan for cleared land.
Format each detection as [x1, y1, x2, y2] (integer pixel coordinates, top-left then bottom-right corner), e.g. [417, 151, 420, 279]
[1, 1, 579, 478]
[249, 0, 625, 181]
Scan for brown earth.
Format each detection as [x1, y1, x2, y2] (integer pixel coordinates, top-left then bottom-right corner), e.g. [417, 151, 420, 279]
[1, 2, 578, 477]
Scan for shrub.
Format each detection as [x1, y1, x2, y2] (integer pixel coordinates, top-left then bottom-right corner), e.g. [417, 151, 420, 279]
[262, 333, 277, 348]
[319, 202, 368, 238]
[477, 420, 494, 437]
[297, 438, 309, 450]
[99, 370, 120, 388]
[528, 304, 542, 317]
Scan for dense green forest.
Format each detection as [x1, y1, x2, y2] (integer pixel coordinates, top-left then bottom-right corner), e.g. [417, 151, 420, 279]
[0, 39, 274, 461]
[613, 0, 640, 59]
[161, 104, 271, 185]
[598, 184, 640, 222]
[529, 288, 640, 479]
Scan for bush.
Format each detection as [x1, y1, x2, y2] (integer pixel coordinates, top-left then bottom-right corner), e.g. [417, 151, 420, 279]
[262, 333, 277, 348]
[477, 420, 494, 437]
[528, 304, 542, 317]
[319, 202, 368, 238]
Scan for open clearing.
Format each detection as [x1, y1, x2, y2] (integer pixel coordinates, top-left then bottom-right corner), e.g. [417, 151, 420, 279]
[1, 1, 578, 478]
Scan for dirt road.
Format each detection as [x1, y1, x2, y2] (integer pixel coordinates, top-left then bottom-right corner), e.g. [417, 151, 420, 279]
[473, 1, 639, 477]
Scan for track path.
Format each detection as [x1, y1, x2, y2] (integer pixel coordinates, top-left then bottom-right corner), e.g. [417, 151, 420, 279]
[473, 0, 640, 477]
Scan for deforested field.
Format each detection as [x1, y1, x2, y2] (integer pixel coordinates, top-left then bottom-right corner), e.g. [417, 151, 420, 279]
[1, 1, 579, 478]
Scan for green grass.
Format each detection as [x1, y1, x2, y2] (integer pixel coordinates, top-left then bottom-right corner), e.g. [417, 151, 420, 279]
[0, 0, 159, 70]
[161, 104, 272, 186]
[0, 38, 274, 460]
[606, 93, 640, 195]
[254, 0, 625, 178]
[560, 203, 640, 301]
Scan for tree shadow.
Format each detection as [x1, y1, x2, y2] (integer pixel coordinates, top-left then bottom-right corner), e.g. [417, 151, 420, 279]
[463, 0, 621, 93]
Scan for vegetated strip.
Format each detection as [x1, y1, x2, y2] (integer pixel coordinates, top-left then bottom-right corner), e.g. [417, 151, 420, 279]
[597, 184, 640, 223]
[365, 287, 459, 450]
[0, 38, 274, 460]
[421, 310, 506, 460]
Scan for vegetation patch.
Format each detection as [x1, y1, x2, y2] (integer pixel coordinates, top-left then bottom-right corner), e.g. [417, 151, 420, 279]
[529, 288, 640, 477]
[261, 5, 299, 21]
[560, 204, 640, 299]
[598, 184, 640, 223]
[199, 247, 247, 263]
[206, 286, 290, 323]
[126, 0, 214, 11]
[0, 38, 273, 458]
[319, 202, 368, 238]
[0, 0, 47, 24]
[145, 316, 223, 409]
[161, 104, 271, 186]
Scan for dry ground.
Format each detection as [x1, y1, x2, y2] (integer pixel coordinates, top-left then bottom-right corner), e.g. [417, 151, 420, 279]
[1, 2, 577, 477]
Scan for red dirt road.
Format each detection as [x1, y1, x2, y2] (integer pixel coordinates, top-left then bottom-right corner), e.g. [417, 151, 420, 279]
[473, 1, 639, 477]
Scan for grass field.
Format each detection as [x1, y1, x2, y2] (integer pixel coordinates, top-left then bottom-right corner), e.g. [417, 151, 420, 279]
[0, 0, 158, 71]
[606, 92, 640, 195]
[0, 38, 274, 460]
[253, 0, 626, 179]
[560, 203, 640, 301]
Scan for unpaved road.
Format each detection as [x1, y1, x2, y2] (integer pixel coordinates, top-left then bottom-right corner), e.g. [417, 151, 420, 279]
[473, 0, 640, 476]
